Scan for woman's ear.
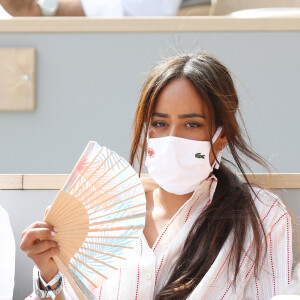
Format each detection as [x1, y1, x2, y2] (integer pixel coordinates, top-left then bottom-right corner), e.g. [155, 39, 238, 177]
[210, 129, 227, 165]
[217, 130, 227, 150]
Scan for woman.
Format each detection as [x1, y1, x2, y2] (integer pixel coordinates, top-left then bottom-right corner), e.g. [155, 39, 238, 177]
[21, 53, 292, 299]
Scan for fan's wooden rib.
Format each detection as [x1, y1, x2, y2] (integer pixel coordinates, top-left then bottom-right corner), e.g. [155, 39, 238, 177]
[89, 225, 144, 232]
[58, 241, 89, 260]
[80, 246, 126, 260]
[54, 228, 91, 235]
[69, 147, 104, 194]
[81, 163, 129, 199]
[86, 182, 140, 212]
[48, 205, 89, 228]
[53, 256, 88, 300]
[86, 236, 139, 239]
[52, 218, 89, 230]
[45, 192, 83, 225]
[50, 191, 80, 218]
[90, 203, 145, 221]
[57, 253, 94, 300]
[72, 157, 112, 200]
[57, 254, 70, 268]
[51, 206, 82, 227]
[79, 156, 122, 200]
[67, 270, 93, 300]
[59, 245, 79, 260]
[70, 261, 100, 288]
[73, 257, 108, 280]
[82, 172, 136, 206]
[78, 251, 118, 270]
[73, 151, 113, 198]
[84, 241, 133, 249]
[62, 212, 145, 230]
[90, 212, 146, 226]
[80, 164, 130, 204]
[45, 191, 76, 224]
[88, 192, 145, 215]
[52, 212, 92, 229]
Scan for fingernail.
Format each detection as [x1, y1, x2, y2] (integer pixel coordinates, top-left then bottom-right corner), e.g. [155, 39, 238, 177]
[54, 227, 58, 233]
[51, 231, 56, 236]
[58, 242, 61, 247]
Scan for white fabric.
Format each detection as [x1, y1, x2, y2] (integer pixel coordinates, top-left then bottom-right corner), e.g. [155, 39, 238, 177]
[80, 0, 182, 17]
[145, 127, 223, 195]
[272, 296, 300, 300]
[58, 176, 293, 299]
[285, 263, 300, 295]
[270, 263, 300, 299]
[0, 205, 15, 300]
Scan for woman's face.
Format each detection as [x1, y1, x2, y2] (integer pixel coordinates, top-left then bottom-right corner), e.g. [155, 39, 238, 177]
[149, 78, 226, 165]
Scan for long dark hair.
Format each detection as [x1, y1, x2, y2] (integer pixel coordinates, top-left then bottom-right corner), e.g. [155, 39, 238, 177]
[129, 53, 269, 299]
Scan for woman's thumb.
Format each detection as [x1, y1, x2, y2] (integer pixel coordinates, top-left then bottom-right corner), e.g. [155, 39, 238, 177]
[44, 205, 51, 218]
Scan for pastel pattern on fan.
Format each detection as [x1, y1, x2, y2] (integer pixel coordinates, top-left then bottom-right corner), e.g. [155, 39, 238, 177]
[44, 141, 146, 300]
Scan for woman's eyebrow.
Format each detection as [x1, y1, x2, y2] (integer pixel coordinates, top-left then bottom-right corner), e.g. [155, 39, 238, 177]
[178, 113, 206, 119]
[152, 112, 169, 118]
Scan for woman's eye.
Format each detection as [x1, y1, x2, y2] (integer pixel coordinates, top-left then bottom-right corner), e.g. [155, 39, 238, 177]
[151, 121, 167, 128]
[186, 122, 202, 128]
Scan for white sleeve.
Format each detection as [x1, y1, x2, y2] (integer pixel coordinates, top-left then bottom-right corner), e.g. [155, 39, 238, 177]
[0, 205, 15, 300]
[80, 0, 182, 17]
[243, 213, 293, 300]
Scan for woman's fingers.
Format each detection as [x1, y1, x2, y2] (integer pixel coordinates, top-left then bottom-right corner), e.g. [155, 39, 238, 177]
[44, 205, 51, 218]
[34, 247, 60, 265]
[21, 221, 56, 238]
[20, 228, 56, 251]
[26, 240, 60, 256]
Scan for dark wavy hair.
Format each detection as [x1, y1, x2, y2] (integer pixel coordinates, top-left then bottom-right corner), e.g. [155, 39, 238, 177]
[129, 53, 269, 299]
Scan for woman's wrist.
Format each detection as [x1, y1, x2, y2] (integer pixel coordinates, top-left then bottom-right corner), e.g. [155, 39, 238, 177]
[33, 266, 63, 299]
[39, 269, 61, 290]
[39, 269, 59, 287]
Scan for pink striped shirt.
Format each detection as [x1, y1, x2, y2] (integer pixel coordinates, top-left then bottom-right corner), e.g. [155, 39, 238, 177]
[62, 176, 293, 299]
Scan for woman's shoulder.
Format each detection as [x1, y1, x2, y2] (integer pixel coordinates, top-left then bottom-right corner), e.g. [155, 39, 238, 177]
[250, 186, 290, 232]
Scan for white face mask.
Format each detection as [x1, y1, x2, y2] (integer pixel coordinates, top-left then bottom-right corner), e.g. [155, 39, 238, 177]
[145, 127, 223, 195]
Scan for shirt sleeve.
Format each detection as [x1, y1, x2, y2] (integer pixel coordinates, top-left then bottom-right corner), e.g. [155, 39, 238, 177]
[0, 205, 15, 300]
[80, 0, 182, 17]
[243, 213, 293, 300]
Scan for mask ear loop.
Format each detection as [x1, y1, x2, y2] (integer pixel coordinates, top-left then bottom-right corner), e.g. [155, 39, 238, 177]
[146, 127, 157, 146]
[211, 126, 224, 169]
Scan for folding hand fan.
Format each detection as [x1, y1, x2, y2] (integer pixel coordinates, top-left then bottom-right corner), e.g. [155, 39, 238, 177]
[43, 141, 146, 300]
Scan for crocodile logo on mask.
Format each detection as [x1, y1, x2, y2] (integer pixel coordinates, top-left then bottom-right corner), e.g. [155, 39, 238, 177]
[195, 153, 205, 159]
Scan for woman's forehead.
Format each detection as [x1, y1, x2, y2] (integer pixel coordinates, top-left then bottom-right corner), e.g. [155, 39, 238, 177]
[153, 78, 208, 116]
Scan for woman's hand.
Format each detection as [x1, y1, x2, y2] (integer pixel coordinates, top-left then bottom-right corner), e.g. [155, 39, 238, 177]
[20, 221, 60, 283]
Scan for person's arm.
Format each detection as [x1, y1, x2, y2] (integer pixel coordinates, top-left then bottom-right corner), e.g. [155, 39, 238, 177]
[0, 0, 84, 16]
[0, 205, 15, 300]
